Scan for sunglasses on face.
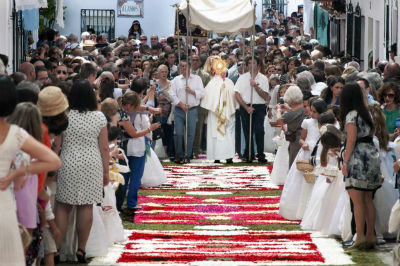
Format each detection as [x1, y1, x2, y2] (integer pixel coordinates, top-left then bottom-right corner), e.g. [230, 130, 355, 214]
[133, 56, 141, 59]
[57, 70, 67, 75]
[121, 53, 129, 57]
[384, 93, 395, 98]
[276, 68, 282, 71]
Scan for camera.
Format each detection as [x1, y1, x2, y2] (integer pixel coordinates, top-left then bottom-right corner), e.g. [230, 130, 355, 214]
[133, 68, 139, 73]
[279, 97, 284, 104]
[118, 79, 126, 85]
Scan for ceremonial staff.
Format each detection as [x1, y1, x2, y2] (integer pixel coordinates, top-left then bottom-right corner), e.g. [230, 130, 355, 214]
[248, 0, 257, 161]
[184, 0, 191, 161]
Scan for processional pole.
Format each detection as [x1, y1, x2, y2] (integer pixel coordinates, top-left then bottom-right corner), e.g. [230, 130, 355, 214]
[176, 6, 181, 63]
[248, 0, 256, 162]
[184, 0, 190, 161]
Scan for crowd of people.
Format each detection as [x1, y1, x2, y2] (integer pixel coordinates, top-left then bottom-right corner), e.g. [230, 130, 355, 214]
[1, 8, 400, 266]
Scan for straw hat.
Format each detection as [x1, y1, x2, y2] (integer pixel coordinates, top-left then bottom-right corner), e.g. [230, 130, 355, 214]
[83, 40, 95, 47]
[37, 86, 69, 117]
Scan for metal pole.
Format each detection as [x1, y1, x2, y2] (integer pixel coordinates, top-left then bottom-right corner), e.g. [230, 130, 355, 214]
[184, 0, 190, 162]
[176, 8, 181, 63]
[248, 1, 256, 162]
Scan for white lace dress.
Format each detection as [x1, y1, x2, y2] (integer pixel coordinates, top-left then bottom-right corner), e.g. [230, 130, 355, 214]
[279, 118, 320, 220]
[0, 125, 28, 266]
[270, 130, 289, 185]
[374, 145, 397, 236]
[300, 142, 329, 230]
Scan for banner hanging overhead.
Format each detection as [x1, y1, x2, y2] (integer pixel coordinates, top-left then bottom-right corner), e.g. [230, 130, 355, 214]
[179, 0, 256, 34]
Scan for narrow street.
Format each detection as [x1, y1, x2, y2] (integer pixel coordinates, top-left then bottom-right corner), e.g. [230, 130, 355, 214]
[91, 161, 355, 265]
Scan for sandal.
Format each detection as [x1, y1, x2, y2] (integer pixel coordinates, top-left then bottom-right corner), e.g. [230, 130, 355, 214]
[76, 248, 88, 264]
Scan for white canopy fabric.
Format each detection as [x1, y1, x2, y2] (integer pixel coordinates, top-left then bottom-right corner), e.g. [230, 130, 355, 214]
[179, 0, 255, 34]
[15, 0, 47, 11]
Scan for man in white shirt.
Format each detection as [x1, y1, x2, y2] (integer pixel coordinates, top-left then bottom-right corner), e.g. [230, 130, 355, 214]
[169, 60, 205, 163]
[191, 54, 210, 158]
[234, 57, 270, 163]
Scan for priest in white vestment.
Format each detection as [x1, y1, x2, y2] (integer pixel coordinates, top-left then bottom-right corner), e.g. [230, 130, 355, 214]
[201, 58, 237, 163]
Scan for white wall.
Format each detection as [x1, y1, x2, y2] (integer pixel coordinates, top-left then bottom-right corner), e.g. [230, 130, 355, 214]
[287, 0, 302, 17]
[59, 0, 268, 40]
[0, 0, 15, 72]
[59, 0, 178, 39]
[349, 0, 385, 70]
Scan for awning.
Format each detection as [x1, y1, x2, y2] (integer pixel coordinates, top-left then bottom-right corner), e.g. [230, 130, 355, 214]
[179, 0, 256, 34]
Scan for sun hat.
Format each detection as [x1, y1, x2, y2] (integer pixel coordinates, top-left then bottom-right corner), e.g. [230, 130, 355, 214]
[83, 40, 95, 47]
[37, 86, 69, 117]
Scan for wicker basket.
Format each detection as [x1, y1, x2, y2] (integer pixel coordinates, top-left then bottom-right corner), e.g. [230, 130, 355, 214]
[19, 224, 32, 249]
[303, 171, 316, 184]
[296, 160, 314, 172]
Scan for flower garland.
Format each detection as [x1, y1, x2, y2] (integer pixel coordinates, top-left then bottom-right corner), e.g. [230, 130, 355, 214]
[117, 230, 324, 264]
[143, 165, 278, 191]
[89, 164, 353, 266]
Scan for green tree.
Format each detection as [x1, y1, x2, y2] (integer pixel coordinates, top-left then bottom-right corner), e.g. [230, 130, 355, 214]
[39, 0, 66, 33]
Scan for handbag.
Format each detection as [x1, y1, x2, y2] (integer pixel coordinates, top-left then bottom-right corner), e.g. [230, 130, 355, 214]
[19, 223, 32, 249]
[284, 131, 296, 142]
[127, 136, 145, 157]
[115, 148, 130, 173]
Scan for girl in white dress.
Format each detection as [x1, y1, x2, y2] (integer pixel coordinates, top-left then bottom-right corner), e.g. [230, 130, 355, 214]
[264, 76, 281, 154]
[0, 78, 61, 266]
[271, 85, 289, 185]
[301, 112, 337, 230]
[271, 131, 290, 185]
[279, 98, 327, 220]
[369, 105, 397, 237]
[312, 125, 349, 236]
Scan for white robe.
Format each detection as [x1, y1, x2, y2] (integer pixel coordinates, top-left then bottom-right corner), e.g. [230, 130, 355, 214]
[201, 75, 237, 160]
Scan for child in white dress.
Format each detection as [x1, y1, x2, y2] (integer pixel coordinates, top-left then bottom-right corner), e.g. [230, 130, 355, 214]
[301, 112, 337, 230]
[270, 85, 289, 185]
[271, 131, 290, 185]
[280, 98, 327, 220]
[312, 125, 350, 236]
[369, 105, 397, 238]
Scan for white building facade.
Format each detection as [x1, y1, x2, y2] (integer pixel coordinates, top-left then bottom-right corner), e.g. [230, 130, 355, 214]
[0, 0, 19, 72]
